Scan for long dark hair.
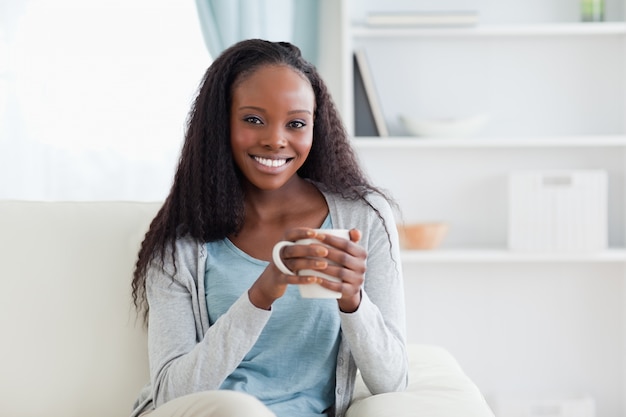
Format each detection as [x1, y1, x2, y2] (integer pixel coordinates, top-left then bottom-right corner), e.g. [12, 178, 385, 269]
[131, 39, 391, 322]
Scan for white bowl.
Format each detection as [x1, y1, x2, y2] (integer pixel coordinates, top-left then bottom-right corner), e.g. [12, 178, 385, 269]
[400, 113, 490, 138]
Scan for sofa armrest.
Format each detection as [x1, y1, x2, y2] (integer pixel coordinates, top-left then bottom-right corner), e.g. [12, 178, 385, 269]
[346, 344, 494, 417]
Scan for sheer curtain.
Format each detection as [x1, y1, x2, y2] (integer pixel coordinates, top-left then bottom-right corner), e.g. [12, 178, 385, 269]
[0, 1, 210, 201]
[195, 0, 319, 65]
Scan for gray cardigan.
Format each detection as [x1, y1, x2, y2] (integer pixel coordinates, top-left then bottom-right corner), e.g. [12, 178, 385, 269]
[130, 188, 408, 417]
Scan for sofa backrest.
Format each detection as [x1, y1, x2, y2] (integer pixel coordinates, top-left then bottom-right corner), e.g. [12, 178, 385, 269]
[0, 201, 161, 417]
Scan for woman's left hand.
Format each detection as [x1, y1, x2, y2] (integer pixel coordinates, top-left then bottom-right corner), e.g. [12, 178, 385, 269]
[316, 228, 367, 313]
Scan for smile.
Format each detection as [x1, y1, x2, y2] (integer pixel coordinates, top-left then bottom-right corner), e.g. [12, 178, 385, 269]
[253, 156, 290, 168]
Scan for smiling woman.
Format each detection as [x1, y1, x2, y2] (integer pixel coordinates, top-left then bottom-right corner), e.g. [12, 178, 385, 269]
[0, 1, 209, 200]
[128, 39, 407, 417]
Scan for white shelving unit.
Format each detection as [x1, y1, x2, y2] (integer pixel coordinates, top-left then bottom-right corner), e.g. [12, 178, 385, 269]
[317, 0, 626, 415]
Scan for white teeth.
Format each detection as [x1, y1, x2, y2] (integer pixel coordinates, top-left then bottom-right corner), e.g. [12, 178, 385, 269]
[254, 156, 287, 167]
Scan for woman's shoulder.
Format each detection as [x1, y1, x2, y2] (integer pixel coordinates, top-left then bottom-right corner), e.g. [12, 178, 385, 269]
[316, 184, 396, 226]
[152, 235, 203, 276]
[318, 185, 393, 212]
[174, 234, 203, 254]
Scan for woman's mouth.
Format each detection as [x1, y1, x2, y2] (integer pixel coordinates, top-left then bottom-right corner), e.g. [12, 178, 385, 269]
[253, 156, 290, 168]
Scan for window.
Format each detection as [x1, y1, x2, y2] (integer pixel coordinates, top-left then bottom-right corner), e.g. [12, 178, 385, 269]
[0, 1, 210, 200]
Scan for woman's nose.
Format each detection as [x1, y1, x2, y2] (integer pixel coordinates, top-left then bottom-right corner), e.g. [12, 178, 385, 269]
[260, 126, 287, 149]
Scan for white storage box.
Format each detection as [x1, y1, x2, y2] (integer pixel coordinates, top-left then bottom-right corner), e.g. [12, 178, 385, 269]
[508, 170, 607, 252]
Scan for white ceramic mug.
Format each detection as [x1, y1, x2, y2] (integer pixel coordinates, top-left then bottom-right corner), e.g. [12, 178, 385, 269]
[272, 229, 350, 298]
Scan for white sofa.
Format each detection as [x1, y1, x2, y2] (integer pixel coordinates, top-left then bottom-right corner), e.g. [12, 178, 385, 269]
[0, 201, 494, 417]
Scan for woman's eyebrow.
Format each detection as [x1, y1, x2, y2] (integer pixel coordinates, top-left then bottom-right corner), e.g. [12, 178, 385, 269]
[238, 106, 265, 112]
[238, 106, 312, 116]
[287, 109, 312, 115]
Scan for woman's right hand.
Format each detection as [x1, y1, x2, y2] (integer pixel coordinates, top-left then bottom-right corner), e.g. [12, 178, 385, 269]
[248, 228, 328, 310]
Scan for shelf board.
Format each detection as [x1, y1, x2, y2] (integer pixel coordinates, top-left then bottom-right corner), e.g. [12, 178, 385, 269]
[352, 22, 626, 38]
[401, 248, 626, 263]
[352, 135, 626, 149]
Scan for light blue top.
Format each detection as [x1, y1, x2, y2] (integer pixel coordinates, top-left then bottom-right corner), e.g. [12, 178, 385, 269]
[204, 216, 340, 417]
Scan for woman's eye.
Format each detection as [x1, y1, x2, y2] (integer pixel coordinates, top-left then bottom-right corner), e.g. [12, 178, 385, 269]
[288, 120, 306, 129]
[244, 116, 262, 125]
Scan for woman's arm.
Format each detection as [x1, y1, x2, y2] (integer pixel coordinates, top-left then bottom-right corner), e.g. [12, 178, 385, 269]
[338, 194, 408, 394]
[146, 239, 272, 407]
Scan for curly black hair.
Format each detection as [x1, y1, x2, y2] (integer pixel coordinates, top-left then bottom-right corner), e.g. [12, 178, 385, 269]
[131, 39, 392, 322]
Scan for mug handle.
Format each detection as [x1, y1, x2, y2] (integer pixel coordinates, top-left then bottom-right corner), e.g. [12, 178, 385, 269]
[272, 241, 296, 275]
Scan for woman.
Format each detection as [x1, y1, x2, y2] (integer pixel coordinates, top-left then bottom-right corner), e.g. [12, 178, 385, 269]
[130, 39, 407, 417]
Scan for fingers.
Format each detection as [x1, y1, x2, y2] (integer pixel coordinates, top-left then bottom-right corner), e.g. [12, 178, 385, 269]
[277, 242, 329, 275]
[349, 228, 362, 243]
[317, 228, 362, 251]
[318, 229, 366, 302]
[280, 227, 360, 246]
[281, 227, 318, 242]
[315, 263, 364, 291]
[273, 227, 367, 302]
[316, 230, 367, 272]
[285, 228, 366, 278]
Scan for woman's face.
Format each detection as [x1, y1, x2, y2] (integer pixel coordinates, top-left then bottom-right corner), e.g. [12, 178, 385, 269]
[230, 64, 315, 192]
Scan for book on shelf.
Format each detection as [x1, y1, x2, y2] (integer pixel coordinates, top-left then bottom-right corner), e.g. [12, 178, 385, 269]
[366, 10, 478, 27]
[353, 49, 388, 137]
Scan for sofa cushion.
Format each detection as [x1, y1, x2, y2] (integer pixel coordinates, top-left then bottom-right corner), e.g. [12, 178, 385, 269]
[0, 201, 159, 417]
[348, 344, 494, 417]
